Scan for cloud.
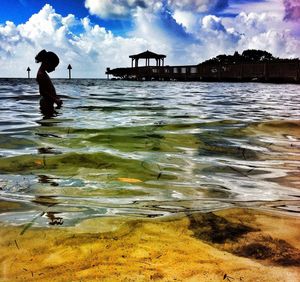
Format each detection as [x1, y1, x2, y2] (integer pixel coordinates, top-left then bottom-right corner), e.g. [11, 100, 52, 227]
[202, 11, 300, 59]
[84, 0, 229, 19]
[225, 0, 284, 18]
[172, 10, 197, 32]
[131, 4, 300, 64]
[284, 0, 300, 21]
[0, 4, 299, 78]
[131, 8, 199, 65]
[190, 16, 240, 60]
[202, 15, 226, 31]
[167, 0, 228, 13]
[233, 12, 282, 35]
[84, 0, 133, 18]
[84, 0, 162, 18]
[0, 4, 149, 78]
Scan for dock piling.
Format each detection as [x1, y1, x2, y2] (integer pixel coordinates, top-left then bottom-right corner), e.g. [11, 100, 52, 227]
[67, 64, 72, 79]
[26, 67, 31, 79]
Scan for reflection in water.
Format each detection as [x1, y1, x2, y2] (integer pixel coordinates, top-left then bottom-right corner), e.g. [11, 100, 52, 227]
[46, 212, 64, 225]
[40, 97, 57, 119]
[32, 195, 64, 226]
[38, 174, 59, 186]
[0, 78, 299, 227]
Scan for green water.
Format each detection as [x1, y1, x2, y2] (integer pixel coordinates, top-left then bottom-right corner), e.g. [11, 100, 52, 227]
[0, 79, 299, 226]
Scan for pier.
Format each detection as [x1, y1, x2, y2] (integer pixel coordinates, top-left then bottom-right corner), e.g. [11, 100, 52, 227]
[106, 50, 300, 83]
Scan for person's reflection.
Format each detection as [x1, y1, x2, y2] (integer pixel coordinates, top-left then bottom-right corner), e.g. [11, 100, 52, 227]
[40, 102, 57, 119]
[38, 174, 59, 186]
[33, 178, 64, 226]
[46, 212, 64, 225]
[32, 195, 64, 226]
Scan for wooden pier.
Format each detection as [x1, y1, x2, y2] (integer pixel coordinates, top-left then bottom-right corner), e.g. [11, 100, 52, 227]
[106, 50, 300, 83]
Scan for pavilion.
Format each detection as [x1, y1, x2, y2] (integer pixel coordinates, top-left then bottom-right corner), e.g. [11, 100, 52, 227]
[129, 50, 166, 68]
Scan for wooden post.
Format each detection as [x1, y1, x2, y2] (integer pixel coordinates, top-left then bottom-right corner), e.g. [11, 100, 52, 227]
[67, 64, 72, 79]
[27, 67, 31, 79]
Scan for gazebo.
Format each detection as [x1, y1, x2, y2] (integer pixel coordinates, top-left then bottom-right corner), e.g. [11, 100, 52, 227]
[129, 50, 166, 68]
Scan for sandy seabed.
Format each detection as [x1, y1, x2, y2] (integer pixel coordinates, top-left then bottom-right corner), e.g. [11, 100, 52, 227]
[0, 208, 299, 282]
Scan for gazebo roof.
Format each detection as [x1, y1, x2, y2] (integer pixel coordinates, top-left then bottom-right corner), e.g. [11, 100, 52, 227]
[129, 50, 166, 59]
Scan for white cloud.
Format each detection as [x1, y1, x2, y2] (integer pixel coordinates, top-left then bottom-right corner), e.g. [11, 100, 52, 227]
[130, 8, 201, 65]
[0, 4, 299, 78]
[232, 12, 282, 35]
[167, 0, 228, 13]
[226, 0, 284, 18]
[0, 4, 149, 78]
[238, 29, 300, 58]
[173, 10, 197, 32]
[223, 11, 300, 58]
[84, 0, 163, 18]
[84, 0, 228, 19]
[202, 15, 226, 31]
[84, 0, 131, 18]
[184, 11, 300, 63]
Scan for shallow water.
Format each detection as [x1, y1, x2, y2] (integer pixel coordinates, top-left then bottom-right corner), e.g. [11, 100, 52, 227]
[0, 78, 299, 227]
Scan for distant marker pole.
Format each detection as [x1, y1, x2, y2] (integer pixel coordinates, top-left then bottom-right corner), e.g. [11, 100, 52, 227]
[27, 67, 31, 79]
[67, 64, 72, 79]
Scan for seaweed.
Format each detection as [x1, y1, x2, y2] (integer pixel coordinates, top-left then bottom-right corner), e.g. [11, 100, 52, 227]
[14, 239, 20, 249]
[20, 212, 45, 235]
[188, 212, 255, 244]
[188, 212, 300, 267]
[234, 236, 300, 266]
[223, 274, 235, 281]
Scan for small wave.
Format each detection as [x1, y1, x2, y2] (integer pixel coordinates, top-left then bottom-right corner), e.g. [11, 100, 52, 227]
[0, 79, 300, 224]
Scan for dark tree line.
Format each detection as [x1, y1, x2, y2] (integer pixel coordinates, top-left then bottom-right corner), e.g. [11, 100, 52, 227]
[201, 49, 300, 65]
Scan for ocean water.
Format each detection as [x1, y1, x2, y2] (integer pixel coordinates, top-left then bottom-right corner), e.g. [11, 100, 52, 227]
[0, 78, 299, 227]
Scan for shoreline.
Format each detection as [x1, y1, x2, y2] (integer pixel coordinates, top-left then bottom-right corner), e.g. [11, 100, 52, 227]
[1, 77, 300, 84]
[1, 207, 299, 281]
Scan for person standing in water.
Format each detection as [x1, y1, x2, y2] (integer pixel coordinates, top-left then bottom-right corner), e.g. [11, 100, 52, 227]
[35, 49, 62, 117]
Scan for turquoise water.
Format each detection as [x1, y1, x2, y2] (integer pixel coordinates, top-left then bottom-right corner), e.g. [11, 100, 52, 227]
[0, 78, 299, 226]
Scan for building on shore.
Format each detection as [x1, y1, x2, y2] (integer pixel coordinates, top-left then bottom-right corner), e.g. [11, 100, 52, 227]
[106, 50, 300, 83]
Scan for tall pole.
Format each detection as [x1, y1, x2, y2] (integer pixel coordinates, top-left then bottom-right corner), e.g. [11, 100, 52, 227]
[27, 67, 31, 79]
[67, 64, 72, 79]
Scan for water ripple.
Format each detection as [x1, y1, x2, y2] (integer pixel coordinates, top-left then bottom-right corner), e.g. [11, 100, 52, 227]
[0, 78, 299, 226]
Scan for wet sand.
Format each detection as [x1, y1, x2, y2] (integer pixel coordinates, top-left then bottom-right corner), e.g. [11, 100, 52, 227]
[1, 208, 299, 281]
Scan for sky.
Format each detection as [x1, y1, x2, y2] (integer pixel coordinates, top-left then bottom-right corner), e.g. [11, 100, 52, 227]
[0, 0, 299, 78]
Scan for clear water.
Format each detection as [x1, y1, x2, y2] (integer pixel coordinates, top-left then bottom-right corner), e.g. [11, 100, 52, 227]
[0, 78, 299, 226]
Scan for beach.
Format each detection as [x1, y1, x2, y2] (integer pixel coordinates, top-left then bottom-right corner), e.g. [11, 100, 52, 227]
[1, 208, 300, 281]
[0, 79, 299, 281]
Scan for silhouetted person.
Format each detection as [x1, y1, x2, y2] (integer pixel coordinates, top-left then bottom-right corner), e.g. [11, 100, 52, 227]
[35, 49, 62, 118]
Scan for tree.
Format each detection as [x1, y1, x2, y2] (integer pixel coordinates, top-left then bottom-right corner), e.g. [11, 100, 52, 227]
[241, 49, 274, 62]
[201, 49, 278, 65]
